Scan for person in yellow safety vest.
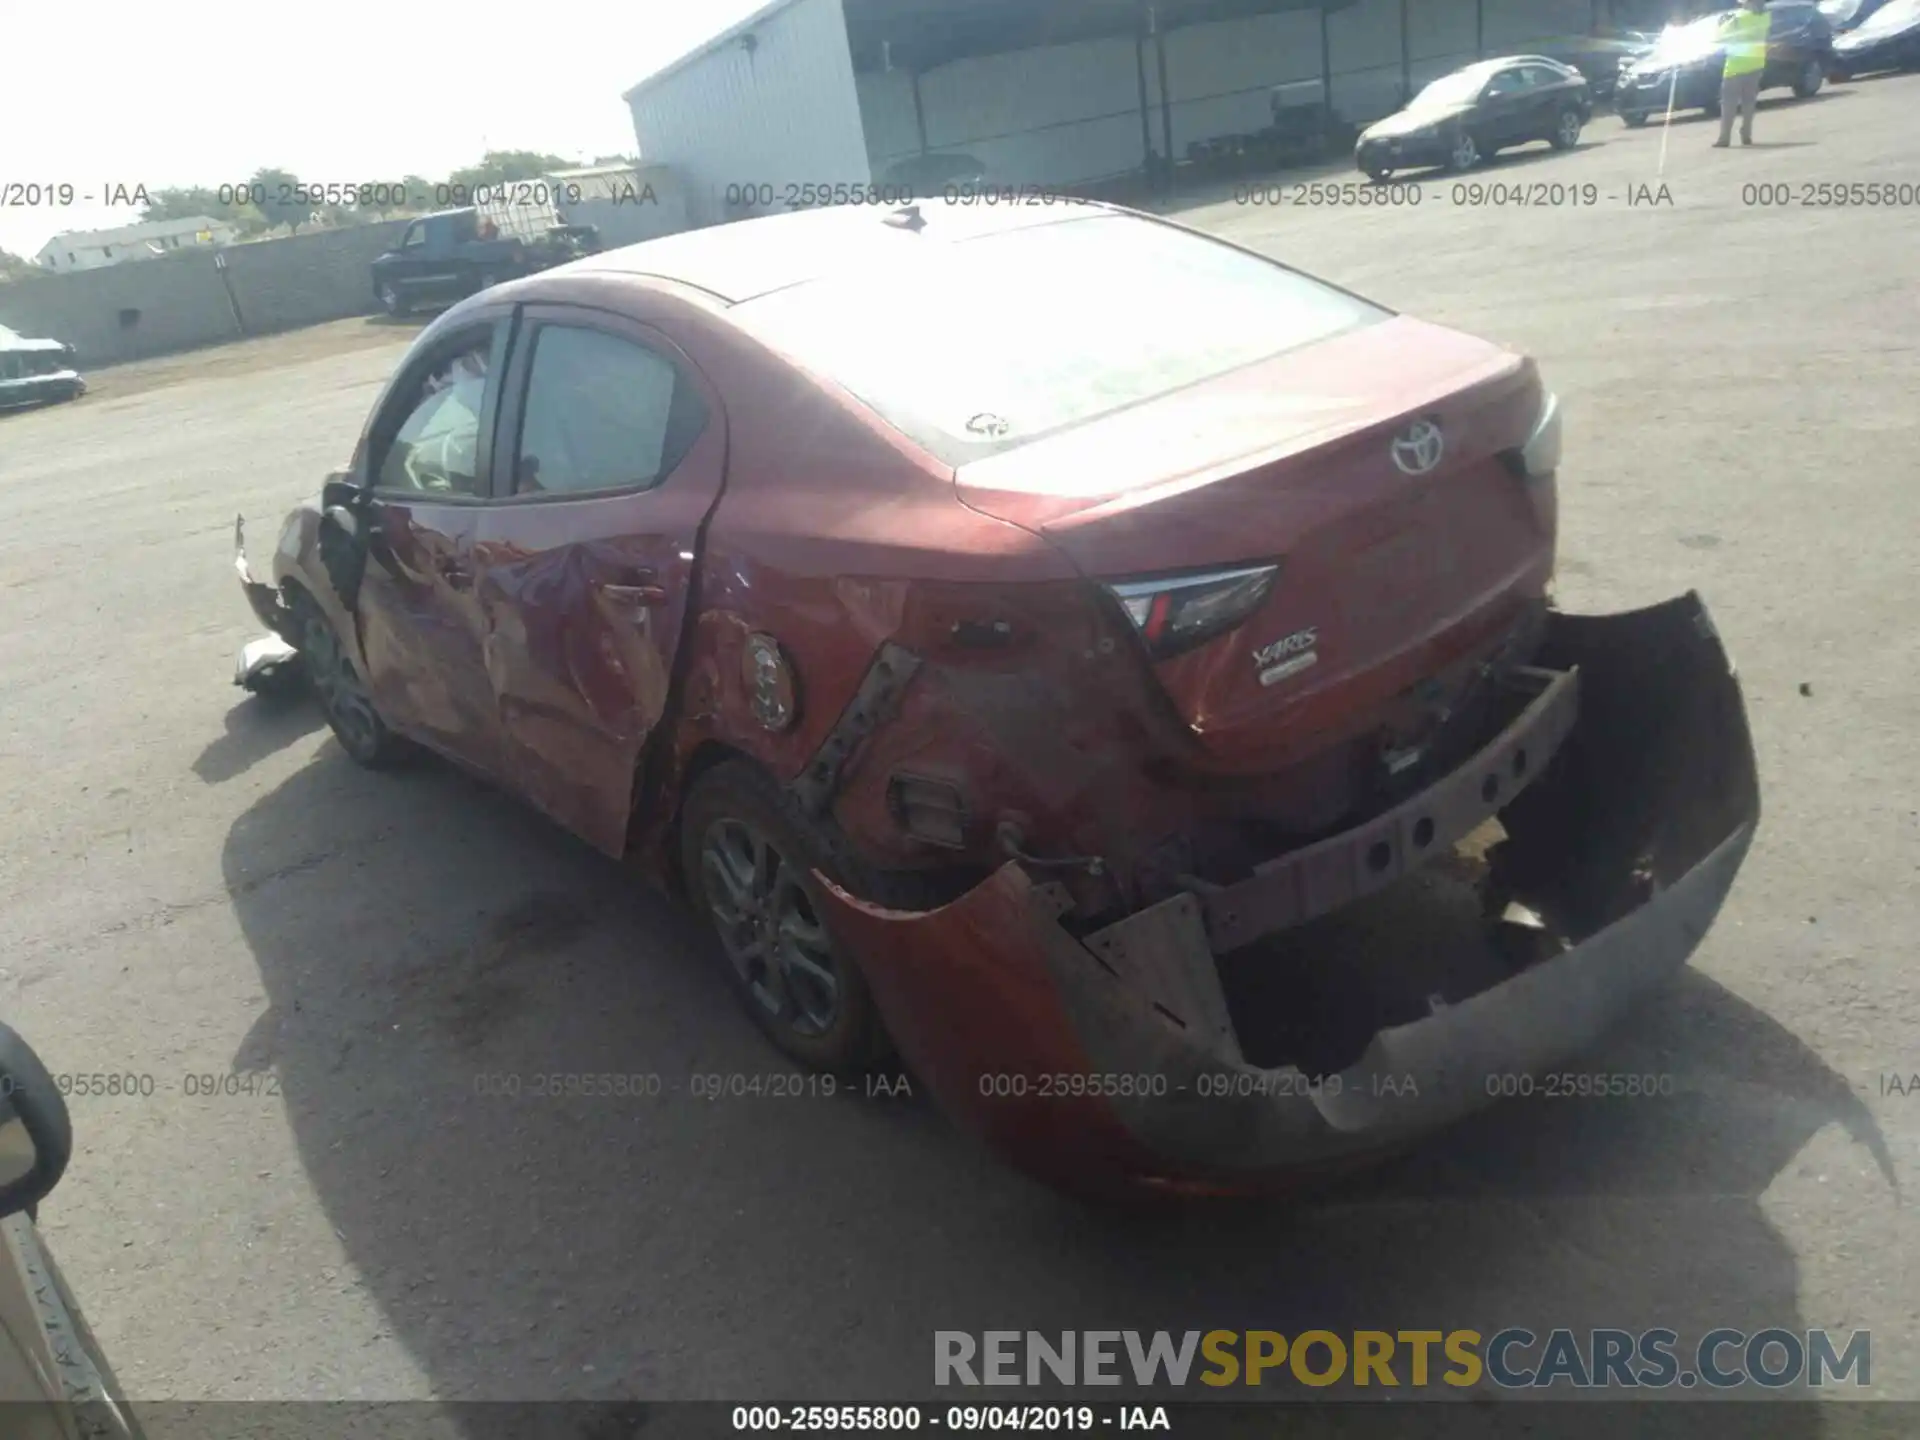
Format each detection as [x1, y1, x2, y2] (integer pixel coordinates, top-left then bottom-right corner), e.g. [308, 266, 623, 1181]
[1714, 0, 1773, 147]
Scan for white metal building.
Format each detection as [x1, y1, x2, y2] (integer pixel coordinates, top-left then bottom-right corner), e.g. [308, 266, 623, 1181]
[625, 0, 1610, 227]
[34, 216, 239, 272]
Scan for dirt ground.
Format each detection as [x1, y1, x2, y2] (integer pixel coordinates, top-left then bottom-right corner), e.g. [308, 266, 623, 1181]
[1, 73, 1917, 1430]
[78, 315, 428, 402]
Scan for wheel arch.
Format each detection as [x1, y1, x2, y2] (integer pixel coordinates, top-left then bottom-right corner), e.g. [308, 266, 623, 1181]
[645, 737, 757, 900]
[275, 532, 372, 679]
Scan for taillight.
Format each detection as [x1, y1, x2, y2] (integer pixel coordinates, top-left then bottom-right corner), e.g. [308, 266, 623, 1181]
[1104, 564, 1279, 660]
[1509, 391, 1561, 480]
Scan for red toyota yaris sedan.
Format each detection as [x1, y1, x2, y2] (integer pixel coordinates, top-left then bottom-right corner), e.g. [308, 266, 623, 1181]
[235, 197, 1758, 1197]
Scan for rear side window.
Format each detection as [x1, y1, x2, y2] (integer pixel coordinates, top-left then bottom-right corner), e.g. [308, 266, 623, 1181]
[510, 325, 707, 496]
[730, 213, 1386, 464]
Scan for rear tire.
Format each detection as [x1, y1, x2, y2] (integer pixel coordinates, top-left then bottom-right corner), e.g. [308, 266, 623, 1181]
[1447, 130, 1482, 171]
[377, 281, 409, 317]
[289, 588, 411, 769]
[1792, 58, 1825, 96]
[680, 760, 899, 1075]
[1620, 108, 1649, 127]
[1361, 162, 1393, 182]
[1550, 107, 1584, 149]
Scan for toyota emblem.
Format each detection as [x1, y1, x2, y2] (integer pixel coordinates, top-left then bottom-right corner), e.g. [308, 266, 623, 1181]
[1391, 419, 1445, 476]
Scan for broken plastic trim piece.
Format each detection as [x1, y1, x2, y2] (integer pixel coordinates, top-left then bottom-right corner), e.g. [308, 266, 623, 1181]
[234, 633, 304, 694]
[234, 517, 295, 639]
[233, 515, 306, 695]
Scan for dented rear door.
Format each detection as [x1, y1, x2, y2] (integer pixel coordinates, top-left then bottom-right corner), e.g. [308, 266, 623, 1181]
[472, 306, 726, 856]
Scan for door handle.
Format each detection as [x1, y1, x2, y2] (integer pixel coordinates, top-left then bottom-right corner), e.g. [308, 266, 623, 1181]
[598, 582, 668, 606]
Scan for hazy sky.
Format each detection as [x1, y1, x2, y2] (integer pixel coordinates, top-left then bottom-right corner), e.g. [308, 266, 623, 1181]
[0, 0, 770, 257]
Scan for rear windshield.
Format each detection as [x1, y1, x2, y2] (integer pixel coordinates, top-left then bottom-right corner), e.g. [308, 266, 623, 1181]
[729, 213, 1388, 463]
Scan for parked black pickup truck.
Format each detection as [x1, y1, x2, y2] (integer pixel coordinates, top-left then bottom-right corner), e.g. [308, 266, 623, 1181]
[369, 208, 592, 317]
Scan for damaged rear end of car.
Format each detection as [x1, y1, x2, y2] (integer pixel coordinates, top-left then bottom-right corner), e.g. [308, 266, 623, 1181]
[766, 210, 1760, 1195]
[816, 591, 1757, 1195]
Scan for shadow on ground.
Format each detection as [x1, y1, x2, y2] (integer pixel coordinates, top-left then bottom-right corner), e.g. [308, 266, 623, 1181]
[194, 695, 325, 784]
[219, 738, 1880, 1433]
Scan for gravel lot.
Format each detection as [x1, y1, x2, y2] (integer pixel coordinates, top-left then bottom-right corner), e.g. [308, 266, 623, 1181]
[1, 74, 1916, 1425]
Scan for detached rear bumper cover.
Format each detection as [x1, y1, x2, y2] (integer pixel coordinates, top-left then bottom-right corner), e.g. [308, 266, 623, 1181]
[817, 593, 1759, 1191]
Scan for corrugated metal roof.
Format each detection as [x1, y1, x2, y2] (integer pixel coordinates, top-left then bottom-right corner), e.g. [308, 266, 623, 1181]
[622, 0, 810, 103]
[842, 0, 1355, 71]
[625, 0, 1357, 96]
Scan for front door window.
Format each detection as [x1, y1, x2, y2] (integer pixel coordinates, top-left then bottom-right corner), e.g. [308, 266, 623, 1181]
[375, 339, 492, 495]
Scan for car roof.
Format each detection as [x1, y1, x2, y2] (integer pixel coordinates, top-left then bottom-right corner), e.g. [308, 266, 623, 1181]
[563, 196, 1116, 305]
[1423, 55, 1558, 84]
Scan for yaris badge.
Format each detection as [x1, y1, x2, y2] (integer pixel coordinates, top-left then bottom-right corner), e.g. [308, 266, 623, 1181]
[1391, 419, 1445, 476]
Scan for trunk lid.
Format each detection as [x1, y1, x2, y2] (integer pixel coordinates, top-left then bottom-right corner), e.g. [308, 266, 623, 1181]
[953, 316, 1556, 763]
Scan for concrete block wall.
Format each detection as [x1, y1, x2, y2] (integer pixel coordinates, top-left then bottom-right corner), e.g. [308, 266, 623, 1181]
[0, 250, 240, 365]
[0, 218, 411, 367]
[219, 220, 410, 336]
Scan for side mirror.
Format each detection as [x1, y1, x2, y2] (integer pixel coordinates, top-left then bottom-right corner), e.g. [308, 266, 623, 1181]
[318, 472, 373, 610]
[0, 1023, 74, 1219]
[321, 504, 362, 542]
[321, 471, 367, 513]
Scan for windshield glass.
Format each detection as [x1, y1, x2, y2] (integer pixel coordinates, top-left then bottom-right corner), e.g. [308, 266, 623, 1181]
[1409, 70, 1487, 109]
[732, 214, 1386, 463]
[1857, 0, 1920, 30]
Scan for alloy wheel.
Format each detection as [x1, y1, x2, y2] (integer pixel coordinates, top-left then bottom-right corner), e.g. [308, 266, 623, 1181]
[700, 818, 842, 1037]
[1450, 132, 1480, 169]
[1557, 110, 1583, 147]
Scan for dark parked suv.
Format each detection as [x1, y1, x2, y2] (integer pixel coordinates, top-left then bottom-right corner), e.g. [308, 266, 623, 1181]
[1615, 2, 1834, 124]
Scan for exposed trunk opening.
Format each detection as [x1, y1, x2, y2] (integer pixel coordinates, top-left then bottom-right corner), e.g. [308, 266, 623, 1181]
[1217, 821, 1549, 1072]
[1213, 594, 1759, 1075]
